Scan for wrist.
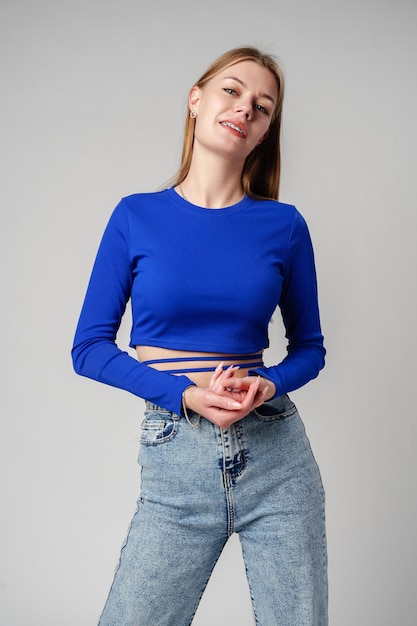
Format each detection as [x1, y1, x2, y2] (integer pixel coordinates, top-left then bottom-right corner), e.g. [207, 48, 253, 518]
[260, 378, 276, 402]
[181, 384, 196, 416]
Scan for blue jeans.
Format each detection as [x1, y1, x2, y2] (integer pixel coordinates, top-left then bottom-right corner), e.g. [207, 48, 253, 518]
[98, 395, 328, 625]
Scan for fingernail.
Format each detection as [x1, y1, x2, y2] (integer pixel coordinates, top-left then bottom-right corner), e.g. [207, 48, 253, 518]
[216, 362, 224, 371]
[232, 401, 241, 408]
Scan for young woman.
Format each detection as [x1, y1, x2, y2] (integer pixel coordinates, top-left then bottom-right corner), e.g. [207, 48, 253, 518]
[72, 46, 328, 626]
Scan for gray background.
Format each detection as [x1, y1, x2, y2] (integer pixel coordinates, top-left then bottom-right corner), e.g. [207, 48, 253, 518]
[1, 0, 416, 624]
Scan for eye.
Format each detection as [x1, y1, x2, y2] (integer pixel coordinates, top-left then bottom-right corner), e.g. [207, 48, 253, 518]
[254, 103, 269, 116]
[223, 87, 238, 95]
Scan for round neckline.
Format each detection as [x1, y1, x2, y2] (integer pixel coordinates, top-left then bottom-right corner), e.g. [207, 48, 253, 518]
[167, 186, 254, 215]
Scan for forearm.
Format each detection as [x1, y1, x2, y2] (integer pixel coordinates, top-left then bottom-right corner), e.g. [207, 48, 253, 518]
[72, 338, 195, 416]
[249, 344, 325, 398]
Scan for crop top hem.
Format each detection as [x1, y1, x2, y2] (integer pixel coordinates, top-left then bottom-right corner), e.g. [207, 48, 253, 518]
[129, 337, 269, 353]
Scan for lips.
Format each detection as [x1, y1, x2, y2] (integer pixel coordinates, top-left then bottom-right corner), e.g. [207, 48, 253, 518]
[220, 120, 247, 138]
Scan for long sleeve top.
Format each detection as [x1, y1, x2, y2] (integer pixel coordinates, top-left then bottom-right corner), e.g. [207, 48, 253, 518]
[72, 187, 325, 415]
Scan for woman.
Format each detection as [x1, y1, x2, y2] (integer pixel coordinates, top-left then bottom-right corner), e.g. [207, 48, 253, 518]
[72, 46, 328, 626]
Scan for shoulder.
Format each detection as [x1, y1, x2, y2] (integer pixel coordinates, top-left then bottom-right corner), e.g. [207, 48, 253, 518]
[107, 189, 171, 226]
[249, 197, 306, 226]
[118, 189, 169, 213]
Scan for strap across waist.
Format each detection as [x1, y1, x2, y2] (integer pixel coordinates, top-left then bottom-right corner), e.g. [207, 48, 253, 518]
[141, 354, 264, 374]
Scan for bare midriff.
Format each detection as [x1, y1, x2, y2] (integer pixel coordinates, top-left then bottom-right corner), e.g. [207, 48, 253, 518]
[136, 346, 264, 388]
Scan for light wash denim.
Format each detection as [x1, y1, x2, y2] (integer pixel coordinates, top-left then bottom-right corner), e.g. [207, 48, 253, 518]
[98, 395, 328, 625]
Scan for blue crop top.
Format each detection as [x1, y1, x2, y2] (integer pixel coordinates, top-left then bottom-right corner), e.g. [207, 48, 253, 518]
[72, 188, 325, 415]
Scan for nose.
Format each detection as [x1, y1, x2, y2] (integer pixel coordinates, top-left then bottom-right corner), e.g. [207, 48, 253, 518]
[234, 98, 252, 119]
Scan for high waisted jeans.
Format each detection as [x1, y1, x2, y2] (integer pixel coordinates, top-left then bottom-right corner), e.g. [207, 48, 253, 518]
[98, 395, 328, 625]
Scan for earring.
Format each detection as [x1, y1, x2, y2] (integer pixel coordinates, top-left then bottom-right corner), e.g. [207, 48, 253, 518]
[190, 110, 197, 118]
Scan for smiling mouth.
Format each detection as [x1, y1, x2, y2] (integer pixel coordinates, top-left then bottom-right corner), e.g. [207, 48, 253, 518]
[220, 121, 247, 138]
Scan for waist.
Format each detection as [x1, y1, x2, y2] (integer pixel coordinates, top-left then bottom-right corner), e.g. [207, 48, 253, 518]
[136, 347, 264, 386]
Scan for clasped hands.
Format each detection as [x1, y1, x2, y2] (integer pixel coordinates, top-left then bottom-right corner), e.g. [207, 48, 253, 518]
[183, 364, 276, 429]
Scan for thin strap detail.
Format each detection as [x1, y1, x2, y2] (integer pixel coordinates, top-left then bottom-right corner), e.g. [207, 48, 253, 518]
[142, 354, 262, 366]
[160, 361, 264, 374]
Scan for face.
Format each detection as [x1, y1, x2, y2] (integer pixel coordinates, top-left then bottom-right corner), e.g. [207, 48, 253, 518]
[189, 60, 278, 162]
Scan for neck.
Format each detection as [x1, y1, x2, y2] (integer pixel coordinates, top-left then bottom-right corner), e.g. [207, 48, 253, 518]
[177, 149, 245, 209]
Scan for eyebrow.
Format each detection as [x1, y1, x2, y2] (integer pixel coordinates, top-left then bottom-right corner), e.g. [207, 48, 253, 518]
[224, 75, 276, 105]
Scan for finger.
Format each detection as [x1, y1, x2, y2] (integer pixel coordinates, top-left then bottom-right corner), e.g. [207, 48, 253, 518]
[239, 376, 261, 410]
[219, 375, 256, 392]
[220, 366, 240, 390]
[208, 362, 224, 390]
[210, 371, 265, 410]
[220, 365, 239, 379]
[209, 408, 242, 429]
[211, 365, 239, 393]
[206, 389, 242, 411]
[253, 386, 269, 407]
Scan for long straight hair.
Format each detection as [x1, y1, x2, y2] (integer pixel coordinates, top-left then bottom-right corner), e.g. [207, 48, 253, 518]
[172, 47, 285, 200]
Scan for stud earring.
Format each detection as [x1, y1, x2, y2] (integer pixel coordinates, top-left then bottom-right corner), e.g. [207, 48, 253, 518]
[190, 110, 197, 118]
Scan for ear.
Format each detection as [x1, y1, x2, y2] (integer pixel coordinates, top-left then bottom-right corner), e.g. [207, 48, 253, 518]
[188, 85, 201, 114]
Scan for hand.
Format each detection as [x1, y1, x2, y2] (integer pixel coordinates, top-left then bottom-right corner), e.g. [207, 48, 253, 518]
[210, 366, 276, 404]
[183, 365, 275, 429]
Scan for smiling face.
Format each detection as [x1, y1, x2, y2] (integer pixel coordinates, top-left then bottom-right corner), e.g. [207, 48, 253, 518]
[189, 60, 278, 164]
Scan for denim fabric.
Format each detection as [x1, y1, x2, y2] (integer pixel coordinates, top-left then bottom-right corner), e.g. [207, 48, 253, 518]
[98, 395, 328, 625]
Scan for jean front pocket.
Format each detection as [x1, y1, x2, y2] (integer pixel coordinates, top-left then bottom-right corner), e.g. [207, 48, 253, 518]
[140, 410, 179, 446]
[253, 394, 298, 422]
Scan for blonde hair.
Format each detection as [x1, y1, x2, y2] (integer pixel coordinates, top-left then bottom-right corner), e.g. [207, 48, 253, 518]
[172, 46, 285, 200]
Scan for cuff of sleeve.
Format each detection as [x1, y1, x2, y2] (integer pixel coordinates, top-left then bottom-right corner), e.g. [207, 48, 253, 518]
[248, 367, 282, 400]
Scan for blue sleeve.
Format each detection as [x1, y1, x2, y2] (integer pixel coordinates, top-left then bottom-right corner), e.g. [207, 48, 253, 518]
[249, 211, 325, 396]
[71, 200, 194, 415]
